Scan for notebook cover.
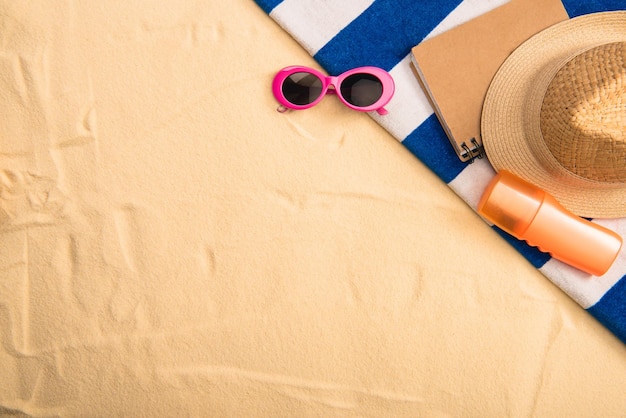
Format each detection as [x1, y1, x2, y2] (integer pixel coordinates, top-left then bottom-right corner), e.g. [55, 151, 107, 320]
[410, 0, 568, 162]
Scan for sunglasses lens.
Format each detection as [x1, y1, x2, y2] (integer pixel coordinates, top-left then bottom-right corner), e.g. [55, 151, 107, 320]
[281, 72, 323, 105]
[340, 73, 383, 107]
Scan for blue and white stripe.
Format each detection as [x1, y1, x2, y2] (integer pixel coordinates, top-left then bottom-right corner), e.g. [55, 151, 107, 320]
[254, 0, 626, 344]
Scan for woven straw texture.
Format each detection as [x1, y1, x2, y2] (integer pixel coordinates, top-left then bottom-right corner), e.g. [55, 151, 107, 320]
[482, 12, 626, 218]
[541, 42, 626, 183]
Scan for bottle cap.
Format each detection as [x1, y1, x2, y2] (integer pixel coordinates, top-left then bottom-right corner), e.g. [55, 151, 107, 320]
[478, 171, 544, 236]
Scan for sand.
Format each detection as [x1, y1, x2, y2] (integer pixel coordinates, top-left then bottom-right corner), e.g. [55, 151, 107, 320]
[1, 1, 625, 416]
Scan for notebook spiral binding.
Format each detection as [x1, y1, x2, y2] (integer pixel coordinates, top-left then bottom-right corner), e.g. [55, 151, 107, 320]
[460, 137, 485, 163]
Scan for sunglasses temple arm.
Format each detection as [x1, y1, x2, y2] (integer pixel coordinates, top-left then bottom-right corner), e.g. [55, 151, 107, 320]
[376, 107, 388, 116]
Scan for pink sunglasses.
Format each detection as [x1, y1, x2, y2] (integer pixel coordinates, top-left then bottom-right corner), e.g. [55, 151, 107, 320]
[272, 66, 394, 115]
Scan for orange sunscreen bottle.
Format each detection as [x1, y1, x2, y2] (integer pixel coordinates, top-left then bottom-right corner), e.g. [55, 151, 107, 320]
[478, 170, 622, 276]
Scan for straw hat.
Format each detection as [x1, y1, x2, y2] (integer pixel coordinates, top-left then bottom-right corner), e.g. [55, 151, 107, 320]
[481, 11, 626, 218]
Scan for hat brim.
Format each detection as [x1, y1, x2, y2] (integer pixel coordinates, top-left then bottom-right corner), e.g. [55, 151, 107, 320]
[481, 11, 626, 219]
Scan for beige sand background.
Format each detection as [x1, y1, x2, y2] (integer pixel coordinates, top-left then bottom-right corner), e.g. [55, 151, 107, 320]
[1, 1, 625, 416]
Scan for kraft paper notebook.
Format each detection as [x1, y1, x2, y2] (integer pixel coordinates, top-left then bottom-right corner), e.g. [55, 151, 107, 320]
[253, 0, 626, 344]
[410, 0, 568, 162]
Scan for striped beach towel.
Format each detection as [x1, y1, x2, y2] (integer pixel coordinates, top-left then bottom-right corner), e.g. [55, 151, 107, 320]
[253, 0, 626, 344]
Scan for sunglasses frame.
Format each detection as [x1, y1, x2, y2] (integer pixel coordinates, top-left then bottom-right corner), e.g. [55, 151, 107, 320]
[272, 66, 394, 115]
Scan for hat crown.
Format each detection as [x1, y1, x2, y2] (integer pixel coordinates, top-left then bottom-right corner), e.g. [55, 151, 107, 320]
[540, 42, 626, 183]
